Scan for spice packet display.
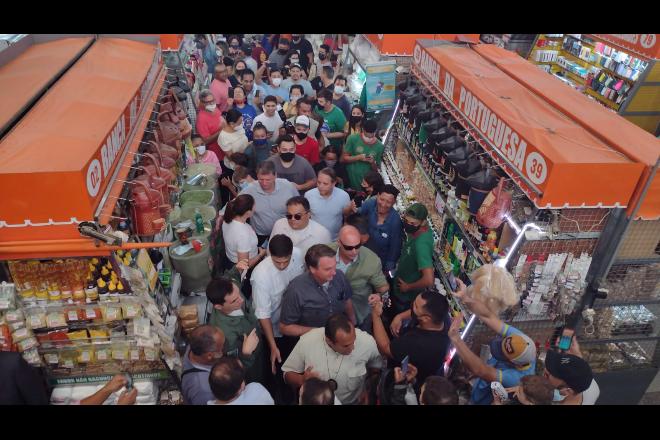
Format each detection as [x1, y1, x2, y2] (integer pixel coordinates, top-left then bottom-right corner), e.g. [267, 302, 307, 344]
[22, 347, 42, 366]
[17, 336, 38, 352]
[37, 330, 71, 346]
[5, 309, 24, 323]
[65, 308, 83, 323]
[120, 298, 142, 319]
[111, 342, 130, 361]
[11, 326, 32, 343]
[67, 330, 90, 344]
[27, 310, 48, 330]
[88, 328, 110, 342]
[58, 351, 78, 369]
[8, 319, 26, 332]
[101, 305, 123, 323]
[0, 282, 16, 310]
[83, 307, 102, 321]
[46, 311, 68, 329]
[0, 323, 11, 351]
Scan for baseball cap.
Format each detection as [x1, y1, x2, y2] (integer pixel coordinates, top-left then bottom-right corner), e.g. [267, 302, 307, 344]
[240, 43, 252, 54]
[544, 350, 593, 393]
[294, 115, 310, 127]
[289, 63, 302, 70]
[490, 332, 536, 366]
[405, 203, 428, 221]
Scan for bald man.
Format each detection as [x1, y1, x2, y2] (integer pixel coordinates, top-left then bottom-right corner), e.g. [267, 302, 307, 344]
[182, 325, 225, 405]
[327, 225, 390, 329]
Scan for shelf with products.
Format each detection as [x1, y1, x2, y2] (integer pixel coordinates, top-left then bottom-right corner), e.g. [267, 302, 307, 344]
[561, 51, 636, 84]
[583, 88, 622, 110]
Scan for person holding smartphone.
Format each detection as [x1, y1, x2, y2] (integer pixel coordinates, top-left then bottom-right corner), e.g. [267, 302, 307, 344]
[543, 336, 600, 405]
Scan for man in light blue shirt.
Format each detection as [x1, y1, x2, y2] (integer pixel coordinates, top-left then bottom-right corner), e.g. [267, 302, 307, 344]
[181, 325, 224, 405]
[305, 167, 352, 241]
[448, 280, 537, 405]
[256, 66, 290, 104]
[281, 64, 316, 98]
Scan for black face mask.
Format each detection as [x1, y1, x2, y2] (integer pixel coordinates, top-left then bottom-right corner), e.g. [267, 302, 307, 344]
[296, 132, 308, 140]
[280, 152, 295, 162]
[279, 48, 288, 55]
[403, 222, 421, 234]
[319, 53, 327, 61]
[350, 115, 363, 124]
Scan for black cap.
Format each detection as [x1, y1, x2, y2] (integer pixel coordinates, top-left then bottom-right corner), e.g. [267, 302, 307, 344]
[545, 350, 593, 394]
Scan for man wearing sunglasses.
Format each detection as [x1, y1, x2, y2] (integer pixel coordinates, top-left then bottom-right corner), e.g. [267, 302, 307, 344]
[270, 196, 331, 256]
[327, 225, 389, 331]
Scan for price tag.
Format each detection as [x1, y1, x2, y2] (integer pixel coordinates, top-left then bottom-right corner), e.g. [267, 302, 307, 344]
[144, 349, 157, 361]
[130, 349, 140, 360]
[96, 350, 108, 361]
[45, 353, 59, 364]
[112, 350, 125, 360]
[63, 360, 74, 368]
[68, 311, 79, 321]
[29, 315, 43, 328]
[79, 351, 90, 362]
[85, 309, 97, 319]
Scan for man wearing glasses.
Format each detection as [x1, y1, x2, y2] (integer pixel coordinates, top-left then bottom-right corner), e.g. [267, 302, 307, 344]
[269, 196, 331, 256]
[327, 225, 390, 331]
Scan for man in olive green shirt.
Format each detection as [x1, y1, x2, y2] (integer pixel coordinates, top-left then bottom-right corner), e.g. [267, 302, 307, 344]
[207, 263, 265, 384]
[341, 119, 384, 191]
[390, 203, 435, 315]
[328, 225, 389, 329]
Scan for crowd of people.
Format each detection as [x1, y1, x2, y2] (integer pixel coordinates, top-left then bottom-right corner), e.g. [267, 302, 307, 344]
[0, 34, 600, 407]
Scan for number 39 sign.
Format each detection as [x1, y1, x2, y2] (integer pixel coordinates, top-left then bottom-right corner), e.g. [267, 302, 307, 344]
[525, 152, 548, 186]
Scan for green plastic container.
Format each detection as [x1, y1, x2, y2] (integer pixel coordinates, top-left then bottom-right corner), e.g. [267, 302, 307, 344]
[182, 163, 218, 192]
[180, 190, 215, 207]
[169, 237, 212, 293]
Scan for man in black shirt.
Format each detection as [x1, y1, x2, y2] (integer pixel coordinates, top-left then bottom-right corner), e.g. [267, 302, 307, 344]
[0, 352, 48, 405]
[289, 34, 315, 73]
[370, 289, 450, 389]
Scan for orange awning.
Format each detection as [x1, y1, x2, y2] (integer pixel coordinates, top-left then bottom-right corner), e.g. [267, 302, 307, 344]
[0, 36, 93, 136]
[365, 34, 480, 56]
[0, 37, 164, 257]
[411, 40, 645, 209]
[473, 44, 660, 220]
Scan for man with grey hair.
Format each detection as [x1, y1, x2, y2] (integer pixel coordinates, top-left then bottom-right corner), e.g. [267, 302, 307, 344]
[195, 89, 225, 161]
[238, 160, 300, 244]
[181, 325, 225, 405]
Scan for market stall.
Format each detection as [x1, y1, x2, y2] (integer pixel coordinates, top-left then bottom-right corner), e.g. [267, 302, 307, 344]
[382, 39, 659, 378]
[0, 35, 189, 405]
[528, 34, 660, 134]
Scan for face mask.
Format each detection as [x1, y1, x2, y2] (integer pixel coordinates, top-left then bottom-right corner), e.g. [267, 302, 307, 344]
[553, 389, 567, 402]
[279, 48, 288, 55]
[325, 159, 337, 167]
[296, 131, 308, 140]
[290, 58, 299, 65]
[403, 222, 420, 234]
[334, 86, 345, 95]
[290, 95, 300, 103]
[319, 53, 327, 61]
[280, 152, 295, 162]
[216, 50, 223, 58]
[292, 36, 301, 43]
[253, 138, 268, 147]
[350, 115, 363, 124]
[205, 103, 217, 112]
[272, 77, 282, 87]
[195, 145, 206, 155]
[362, 133, 377, 145]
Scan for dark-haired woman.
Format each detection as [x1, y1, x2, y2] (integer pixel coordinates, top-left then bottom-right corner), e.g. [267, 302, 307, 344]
[222, 194, 265, 269]
[344, 105, 365, 138]
[218, 108, 249, 205]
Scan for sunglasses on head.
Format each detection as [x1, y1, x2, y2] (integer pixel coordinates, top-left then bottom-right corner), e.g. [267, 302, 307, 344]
[286, 212, 307, 220]
[340, 241, 362, 251]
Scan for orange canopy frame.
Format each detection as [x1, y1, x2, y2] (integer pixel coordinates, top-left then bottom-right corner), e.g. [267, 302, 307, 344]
[0, 36, 93, 136]
[473, 44, 660, 220]
[411, 39, 646, 210]
[365, 34, 480, 56]
[0, 37, 166, 259]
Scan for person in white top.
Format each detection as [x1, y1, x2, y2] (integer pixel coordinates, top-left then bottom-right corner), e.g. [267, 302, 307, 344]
[221, 194, 266, 267]
[218, 108, 249, 171]
[252, 95, 284, 143]
[207, 357, 274, 405]
[251, 235, 305, 374]
[282, 313, 383, 405]
[544, 337, 600, 405]
[269, 196, 332, 256]
[305, 167, 353, 241]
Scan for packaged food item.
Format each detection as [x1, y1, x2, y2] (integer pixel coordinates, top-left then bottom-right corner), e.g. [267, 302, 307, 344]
[117, 281, 127, 295]
[89, 328, 109, 341]
[12, 327, 31, 343]
[121, 300, 142, 319]
[83, 307, 101, 320]
[101, 305, 122, 323]
[130, 347, 141, 361]
[17, 336, 38, 352]
[46, 311, 67, 328]
[27, 311, 47, 330]
[5, 309, 24, 323]
[100, 267, 111, 282]
[66, 308, 82, 323]
[59, 352, 77, 369]
[111, 343, 129, 360]
[44, 352, 60, 365]
[8, 320, 25, 332]
[48, 330, 71, 343]
[22, 348, 42, 366]
[95, 347, 109, 361]
[77, 348, 94, 363]
[133, 317, 151, 339]
[73, 288, 86, 304]
[67, 330, 89, 343]
[143, 347, 158, 361]
[177, 305, 197, 321]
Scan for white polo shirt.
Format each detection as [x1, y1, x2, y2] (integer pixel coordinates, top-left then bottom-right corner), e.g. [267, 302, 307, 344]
[282, 327, 383, 405]
[269, 218, 332, 256]
[251, 247, 305, 338]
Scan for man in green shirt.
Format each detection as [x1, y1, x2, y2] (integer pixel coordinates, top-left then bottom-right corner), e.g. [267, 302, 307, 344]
[341, 119, 384, 191]
[328, 225, 390, 330]
[315, 88, 347, 151]
[207, 262, 265, 384]
[390, 203, 435, 316]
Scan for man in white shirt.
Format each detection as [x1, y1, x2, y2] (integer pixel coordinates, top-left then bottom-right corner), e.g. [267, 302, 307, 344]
[281, 63, 316, 98]
[270, 196, 332, 256]
[251, 234, 305, 404]
[207, 357, 274, 405]
[282, 313, 382, 405]
[252, 95, 284, 143]
[305, 167, 352, 241]
[544, 338, 600, 405]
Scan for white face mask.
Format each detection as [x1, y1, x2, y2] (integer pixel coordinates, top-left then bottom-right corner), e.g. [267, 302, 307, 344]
[271, 77, 282, 87]
[290, 58, 300, 65]
[196, 145, 206, 155]
[290, 95, 301, 103]
[205, 103, 217, 112]
[334, 85, 345, 95]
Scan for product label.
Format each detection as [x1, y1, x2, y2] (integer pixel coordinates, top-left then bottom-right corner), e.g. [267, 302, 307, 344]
[96, 350, 108, 361]
[130, 349, 140, 360]
[86, 309, 97, 319]
[45, 353, 59, 364]
[80, 351, 90, 362]
[68, 311, 79, 322]
[29, 315, 43, 328]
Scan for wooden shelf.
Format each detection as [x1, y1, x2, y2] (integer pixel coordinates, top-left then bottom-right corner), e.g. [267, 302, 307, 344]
[561, 51, 636, 84]
[584, 87, 621, 110]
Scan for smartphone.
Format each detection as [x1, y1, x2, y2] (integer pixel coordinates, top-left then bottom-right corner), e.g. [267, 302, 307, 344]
[387, 270, 396, 279]
[401, 355, 410, 376]
[558, 328, 575, 351]
[448, 273, 458, 291]
[255, 90, 261, 98]
[125, 373, 133, 390]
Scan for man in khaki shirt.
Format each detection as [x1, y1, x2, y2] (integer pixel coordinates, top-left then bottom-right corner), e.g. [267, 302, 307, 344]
[282, 313, 382, 405]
